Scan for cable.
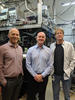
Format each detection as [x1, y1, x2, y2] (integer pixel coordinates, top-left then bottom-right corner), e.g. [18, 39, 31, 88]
[55, 15, 73, 24]
[52, 0, 56, 18]
[58, 6, 73, 16]
[55, 0, 73, 16]
[24, 0, 36, 15]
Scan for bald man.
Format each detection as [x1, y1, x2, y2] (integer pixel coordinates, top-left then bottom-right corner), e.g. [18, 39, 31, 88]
[0, 28, 23, 100]
[26, 31, 53, 100]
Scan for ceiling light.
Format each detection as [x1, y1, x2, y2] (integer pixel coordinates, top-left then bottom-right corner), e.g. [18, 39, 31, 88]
[62, 1, 75, 6]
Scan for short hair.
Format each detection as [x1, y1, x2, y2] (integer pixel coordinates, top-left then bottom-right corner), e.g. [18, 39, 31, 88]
[8, 28, 19, 34]
[55, 28, 64, 35]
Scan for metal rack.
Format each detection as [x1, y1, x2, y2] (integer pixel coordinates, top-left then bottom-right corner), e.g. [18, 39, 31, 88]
[0, 0, 42, 31]
[0, 24, 41, 31]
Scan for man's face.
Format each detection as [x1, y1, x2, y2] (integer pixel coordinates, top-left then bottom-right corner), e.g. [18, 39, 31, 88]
[55, 30, 64, 41]
[36, 32, 46, 46]
[8, 29, 20, 45]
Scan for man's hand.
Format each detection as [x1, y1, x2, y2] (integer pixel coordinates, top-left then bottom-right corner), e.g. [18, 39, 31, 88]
[34, 74, 43, 82]
[2, 79, 7, 87]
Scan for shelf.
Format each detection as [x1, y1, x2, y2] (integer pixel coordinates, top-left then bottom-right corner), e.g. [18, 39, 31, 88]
[0, 24, 41, 31]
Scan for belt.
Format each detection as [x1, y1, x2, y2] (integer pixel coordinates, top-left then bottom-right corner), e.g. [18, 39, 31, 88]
[5, 73, 22, 80]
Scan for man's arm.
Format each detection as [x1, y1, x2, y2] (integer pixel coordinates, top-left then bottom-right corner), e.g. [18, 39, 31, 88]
[65, 44, 75, 76]
[26, 48, 37, 77]
[41, 49, 53, 78]
[0, 46, 7, 86]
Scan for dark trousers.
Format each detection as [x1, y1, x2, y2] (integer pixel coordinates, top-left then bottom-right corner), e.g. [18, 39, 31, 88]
[27, 75, 48, 100]
[2, 74, 23, 100]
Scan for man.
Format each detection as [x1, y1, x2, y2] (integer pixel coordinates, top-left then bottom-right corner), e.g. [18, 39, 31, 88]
[26, 31, 53, 100]
[0, 28, 23, 100]
[50, 28, 75, 100]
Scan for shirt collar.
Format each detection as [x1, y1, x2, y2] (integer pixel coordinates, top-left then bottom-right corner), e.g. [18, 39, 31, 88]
[55, 40, 65, 46]
[35, 44, 45, 49]
[8, 41, 18, 48]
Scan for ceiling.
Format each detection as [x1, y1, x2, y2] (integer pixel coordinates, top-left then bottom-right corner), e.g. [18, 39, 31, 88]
[0, 0, 75, 24]
[43, 0, 75, 24]
[54, 0, 75, 24]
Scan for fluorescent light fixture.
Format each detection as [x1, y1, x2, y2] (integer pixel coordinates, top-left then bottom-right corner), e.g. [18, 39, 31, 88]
[62, 1, 75, 6]
[1, 8, 8, 13]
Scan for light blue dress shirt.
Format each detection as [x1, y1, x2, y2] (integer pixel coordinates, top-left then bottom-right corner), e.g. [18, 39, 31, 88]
[26, 44, 53, 78]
